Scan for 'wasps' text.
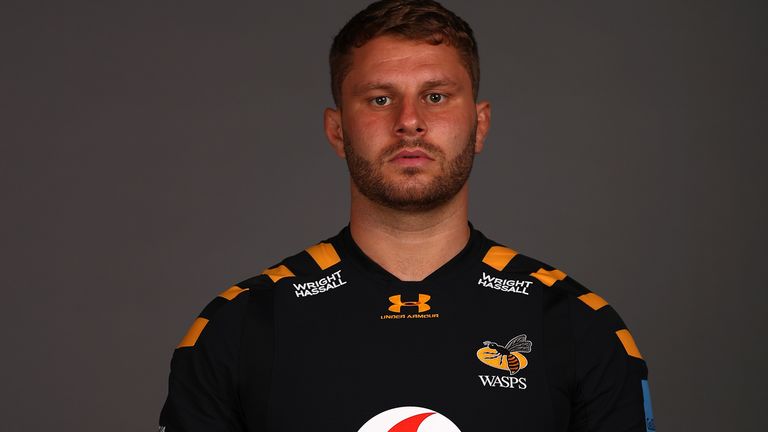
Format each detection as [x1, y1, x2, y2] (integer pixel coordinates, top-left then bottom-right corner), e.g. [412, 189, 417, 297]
[293, 270, 346, 297]
[478, 375, 528, 389]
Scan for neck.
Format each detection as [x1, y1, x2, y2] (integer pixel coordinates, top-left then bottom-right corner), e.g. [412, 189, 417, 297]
[348, 183, 471, 281]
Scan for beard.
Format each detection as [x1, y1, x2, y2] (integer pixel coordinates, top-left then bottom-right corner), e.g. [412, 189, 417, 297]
[343, 125, 477, 212]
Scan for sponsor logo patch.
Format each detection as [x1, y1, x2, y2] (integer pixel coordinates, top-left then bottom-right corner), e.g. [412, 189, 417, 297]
[358, 406, 461, 432]
[476, 334, 532, 390]
[380, 294, 439, 320]
[292, 270, 347, 297]
[642, 379, 656, 431]
[477, 272, 532, 295]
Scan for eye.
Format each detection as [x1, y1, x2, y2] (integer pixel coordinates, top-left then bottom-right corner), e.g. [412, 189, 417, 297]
[427, 93, 445, 104]
[371, 96, 391, 106]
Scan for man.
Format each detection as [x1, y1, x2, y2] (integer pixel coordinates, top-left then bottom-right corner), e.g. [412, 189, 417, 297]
[160, 1, 655, 431]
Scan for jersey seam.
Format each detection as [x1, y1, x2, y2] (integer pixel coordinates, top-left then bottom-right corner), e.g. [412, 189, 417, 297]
[571, 300, 614, 432]
[567, 292, 578, 397]
[268, 287, 278, 422]
[234, 290, 251, 424]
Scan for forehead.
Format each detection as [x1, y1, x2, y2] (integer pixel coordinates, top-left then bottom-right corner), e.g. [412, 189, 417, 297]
[342, 35, 470, 92]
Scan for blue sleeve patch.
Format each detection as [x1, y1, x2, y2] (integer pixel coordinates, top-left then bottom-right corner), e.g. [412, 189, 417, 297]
[642, 379, 656, 431]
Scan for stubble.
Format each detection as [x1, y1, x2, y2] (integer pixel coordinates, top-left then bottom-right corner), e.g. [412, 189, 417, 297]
[343, 125, 477, 212]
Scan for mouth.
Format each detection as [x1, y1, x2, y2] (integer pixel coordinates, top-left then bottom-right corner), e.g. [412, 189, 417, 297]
[389, 149, 435, 162]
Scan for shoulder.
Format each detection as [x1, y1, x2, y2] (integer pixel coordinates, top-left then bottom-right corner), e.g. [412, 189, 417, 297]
[175, 234, 345, 348]
[175, 285, 253, 353]
[479, 237, 643, 360]
[479, 235, 650, 430]
[257, 238, 343, 284]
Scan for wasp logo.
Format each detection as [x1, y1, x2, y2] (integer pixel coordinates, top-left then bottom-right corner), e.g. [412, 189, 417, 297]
[388, 294, 431, 313]
[476, 334, 532, 375]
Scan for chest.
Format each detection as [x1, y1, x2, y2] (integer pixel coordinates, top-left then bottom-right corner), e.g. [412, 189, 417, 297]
[260, 270, 561, 431]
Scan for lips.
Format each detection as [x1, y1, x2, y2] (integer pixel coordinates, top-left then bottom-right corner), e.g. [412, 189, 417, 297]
[390, 149, 434, 165]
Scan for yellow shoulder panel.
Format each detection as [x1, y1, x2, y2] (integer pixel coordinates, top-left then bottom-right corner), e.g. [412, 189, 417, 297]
[177, 317, 209, 348]
[616, 329, 643, 359]
[577, 292, 609, 311]
[217, 285, 249, 300]
[261, 264, 295, 282]
[305, 243, 341, 270]
[530, 268, 567, 287]
[482, 246, 518, 271]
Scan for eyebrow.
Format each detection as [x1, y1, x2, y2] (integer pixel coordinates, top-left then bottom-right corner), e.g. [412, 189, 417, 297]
[352, 78, 460, 95]
[353, 82, 397, 95]
[421, 78, 460, 90]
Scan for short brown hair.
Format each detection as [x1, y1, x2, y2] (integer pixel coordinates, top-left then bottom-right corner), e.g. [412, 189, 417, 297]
[329, 0, 479, 107]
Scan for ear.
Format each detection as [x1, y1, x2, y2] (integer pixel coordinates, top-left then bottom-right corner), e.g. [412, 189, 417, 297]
[473, 101, 491, 154]
[324, 107, 346, 158]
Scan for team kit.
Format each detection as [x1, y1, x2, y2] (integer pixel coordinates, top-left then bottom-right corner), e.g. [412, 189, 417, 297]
[160, 225, 655, 431]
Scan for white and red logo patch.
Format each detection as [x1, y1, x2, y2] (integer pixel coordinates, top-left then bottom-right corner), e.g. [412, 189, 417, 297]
[358, 406, 461, 432]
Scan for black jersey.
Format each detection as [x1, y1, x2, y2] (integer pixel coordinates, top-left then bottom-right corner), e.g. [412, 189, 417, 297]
[160, 225, 655, 432]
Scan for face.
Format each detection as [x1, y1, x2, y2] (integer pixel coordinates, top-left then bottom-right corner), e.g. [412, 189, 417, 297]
[325, 35, 490, 212]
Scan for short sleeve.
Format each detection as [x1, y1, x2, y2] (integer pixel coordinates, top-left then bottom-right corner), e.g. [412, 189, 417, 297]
[570, 300, 655, 432]
[159, 287, 250, 432]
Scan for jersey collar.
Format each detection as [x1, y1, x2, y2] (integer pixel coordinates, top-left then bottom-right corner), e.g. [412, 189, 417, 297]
[333, 222, 486, 284]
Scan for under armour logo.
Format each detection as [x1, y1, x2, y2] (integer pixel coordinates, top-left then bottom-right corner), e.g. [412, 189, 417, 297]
[388, 294, 431, 313]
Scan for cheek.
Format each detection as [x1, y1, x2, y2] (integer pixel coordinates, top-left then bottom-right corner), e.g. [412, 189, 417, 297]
[359, 115, 391, 135]
[434, 101, 474, 124]
[431, 110, 474, 140]
[342, 112, 392, 155]
[344, 109, 389, 136]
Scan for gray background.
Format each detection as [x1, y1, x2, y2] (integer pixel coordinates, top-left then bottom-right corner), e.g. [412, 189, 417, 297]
[2, 0, 766, 430]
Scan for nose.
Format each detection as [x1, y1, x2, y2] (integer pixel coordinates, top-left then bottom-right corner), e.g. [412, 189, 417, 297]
[393, 98, 426, 138]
